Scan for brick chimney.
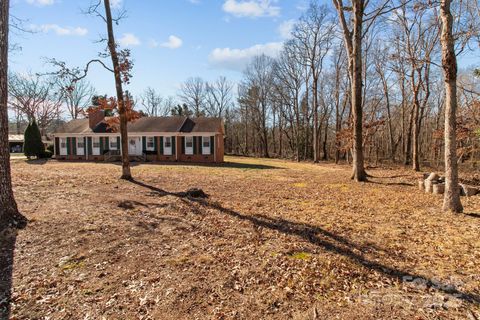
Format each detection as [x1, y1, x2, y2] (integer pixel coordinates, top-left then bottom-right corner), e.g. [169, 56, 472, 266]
[88, 109, 105, 129]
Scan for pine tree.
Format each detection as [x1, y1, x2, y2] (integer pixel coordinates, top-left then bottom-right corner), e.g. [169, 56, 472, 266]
[23, 119, 44, 159]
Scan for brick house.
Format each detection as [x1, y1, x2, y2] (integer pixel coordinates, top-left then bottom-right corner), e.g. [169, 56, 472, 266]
[53, 111, 224, 163]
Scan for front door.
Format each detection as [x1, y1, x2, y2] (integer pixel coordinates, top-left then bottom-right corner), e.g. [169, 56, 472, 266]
[128, 137, 142, 155]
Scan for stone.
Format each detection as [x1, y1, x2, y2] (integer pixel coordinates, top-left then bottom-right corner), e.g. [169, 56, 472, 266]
[426, 172, 439, 181]
[433, 183, 445, 195]
[418, 180, 425, 191]
[459, 184, 478, 197]
[425, 180, 434, 193]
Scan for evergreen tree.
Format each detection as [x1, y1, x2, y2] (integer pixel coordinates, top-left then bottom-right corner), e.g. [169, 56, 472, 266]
[23, 119, 44, 159]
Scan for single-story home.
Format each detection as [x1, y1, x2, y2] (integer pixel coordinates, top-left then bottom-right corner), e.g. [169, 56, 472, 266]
[53, 110, 225, 163]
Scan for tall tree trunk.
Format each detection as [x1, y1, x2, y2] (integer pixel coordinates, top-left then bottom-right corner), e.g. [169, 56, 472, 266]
[440, 0, 462, 213]
[350, 1, 367, 181]
[104, 0, 131, 180]
[0, 0, 26, 229]
[313, 77, 319, 163]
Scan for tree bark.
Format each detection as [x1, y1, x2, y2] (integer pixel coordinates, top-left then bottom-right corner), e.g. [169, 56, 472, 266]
[440, 0, 462, 213]
[0, 0, 26, 230]
[104, 0, 131, 180]
[313, 77, 319, 163]
[350, 1, 367, 181]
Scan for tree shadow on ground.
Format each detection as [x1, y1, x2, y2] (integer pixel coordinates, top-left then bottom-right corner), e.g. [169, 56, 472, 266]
[25, 159, 48, 165]
[367, 180, 414, 187]
[147, 161, 282, 170]
[464, 213, 480, 219]
[0, 228, 19, 320]
[129, 179, 480, 306]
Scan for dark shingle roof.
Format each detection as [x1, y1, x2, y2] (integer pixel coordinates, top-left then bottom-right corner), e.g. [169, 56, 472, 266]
[55, 116, 223, 134]
[179, 117, 224, 133]
[128, 117, 186, 133]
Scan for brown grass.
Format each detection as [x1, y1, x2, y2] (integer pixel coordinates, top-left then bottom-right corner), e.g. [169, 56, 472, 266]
[3, 156, 480, 319]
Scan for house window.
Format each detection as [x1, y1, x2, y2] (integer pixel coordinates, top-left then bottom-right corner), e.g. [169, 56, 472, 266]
[60, 138, 67, 156]
[202, 136, 210, 155]
[110, 138, 118, 150]
[77, 139, 85, 156]
[185, 136, 193, 155]
[92, 137, 101, 155]
[164, 137, 172, 155]
[146, 137, 155, 151]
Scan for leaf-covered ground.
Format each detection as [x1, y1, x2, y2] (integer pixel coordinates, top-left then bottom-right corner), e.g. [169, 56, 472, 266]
[2, 156, 480, 319]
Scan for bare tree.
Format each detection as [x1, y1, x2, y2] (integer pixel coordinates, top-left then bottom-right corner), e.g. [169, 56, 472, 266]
[205, 76, 233, 118]
[58, 78, 96, 119]
[333, 0, 404, 181]
[179, 77, 206, 117]
[48, 0, 134, 180]
[292, 2, 335, 162]
[440, 0, 462, 212]
[239, 55, 274, 158]
[0, 0, 26, 229]
[140, 87, 165, 116]
[8, 73, 63, 135]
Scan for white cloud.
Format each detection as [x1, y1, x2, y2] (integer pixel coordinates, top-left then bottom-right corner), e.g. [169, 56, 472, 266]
[222, 0, 280, 18]
[148, 39, 159, 48]
[278, 19, 295, 39]
[161, 35, 183, 49]
[110, 0, 122, 8]
[209, 42, 283, 71]
[26, 0, 55, 6]
[119, 33, 141, 47]
[30, 24, 88, 36]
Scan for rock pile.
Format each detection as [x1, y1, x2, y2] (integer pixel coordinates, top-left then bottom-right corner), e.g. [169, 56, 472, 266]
[418, 173, 479, 196]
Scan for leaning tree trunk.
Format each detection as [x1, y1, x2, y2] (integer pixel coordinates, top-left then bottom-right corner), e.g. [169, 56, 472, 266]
[0, 0, 26, 229]
[440, 0, 463, 213]
[104, 0, 131, 180]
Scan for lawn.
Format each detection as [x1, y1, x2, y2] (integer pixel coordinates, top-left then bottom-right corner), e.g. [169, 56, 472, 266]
[2, 156, 480, 319]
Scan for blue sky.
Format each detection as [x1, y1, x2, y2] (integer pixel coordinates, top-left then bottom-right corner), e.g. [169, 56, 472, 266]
[10, 0, 311, 98]
[9, 0, 480, 101]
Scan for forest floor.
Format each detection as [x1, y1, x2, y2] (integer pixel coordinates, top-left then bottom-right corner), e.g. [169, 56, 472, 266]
[2, 156, 480, 320]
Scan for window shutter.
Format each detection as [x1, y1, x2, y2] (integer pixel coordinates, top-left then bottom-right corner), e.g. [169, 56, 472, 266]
[160, 137, 164, 155]
[99, 137, 104, 154]
[87, 137, 92, 155]
[66, 137, 71, 155]
[172, 136, 176, 155]
[193, 136, 197, 154]
[181, 137, 185, 154]
[105, 137, 110, 151]
[55, 137, 60, 155]
[210, 136, 215, 155]
[117, 137, 120, 150]
[142, 136, 146, 152]
[72, 137, 77, 155]
[154, 137, 158, 152]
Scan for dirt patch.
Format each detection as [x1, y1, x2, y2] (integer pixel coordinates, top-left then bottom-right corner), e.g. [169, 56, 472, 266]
[3, 156, 480, 319]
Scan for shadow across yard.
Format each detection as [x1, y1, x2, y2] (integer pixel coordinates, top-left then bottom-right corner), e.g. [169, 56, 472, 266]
[0, 229, 19, 320]
[129, 178, 480, 306]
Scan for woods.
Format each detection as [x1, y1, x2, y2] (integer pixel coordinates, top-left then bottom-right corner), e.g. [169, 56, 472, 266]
[218, 0, 479, 185]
